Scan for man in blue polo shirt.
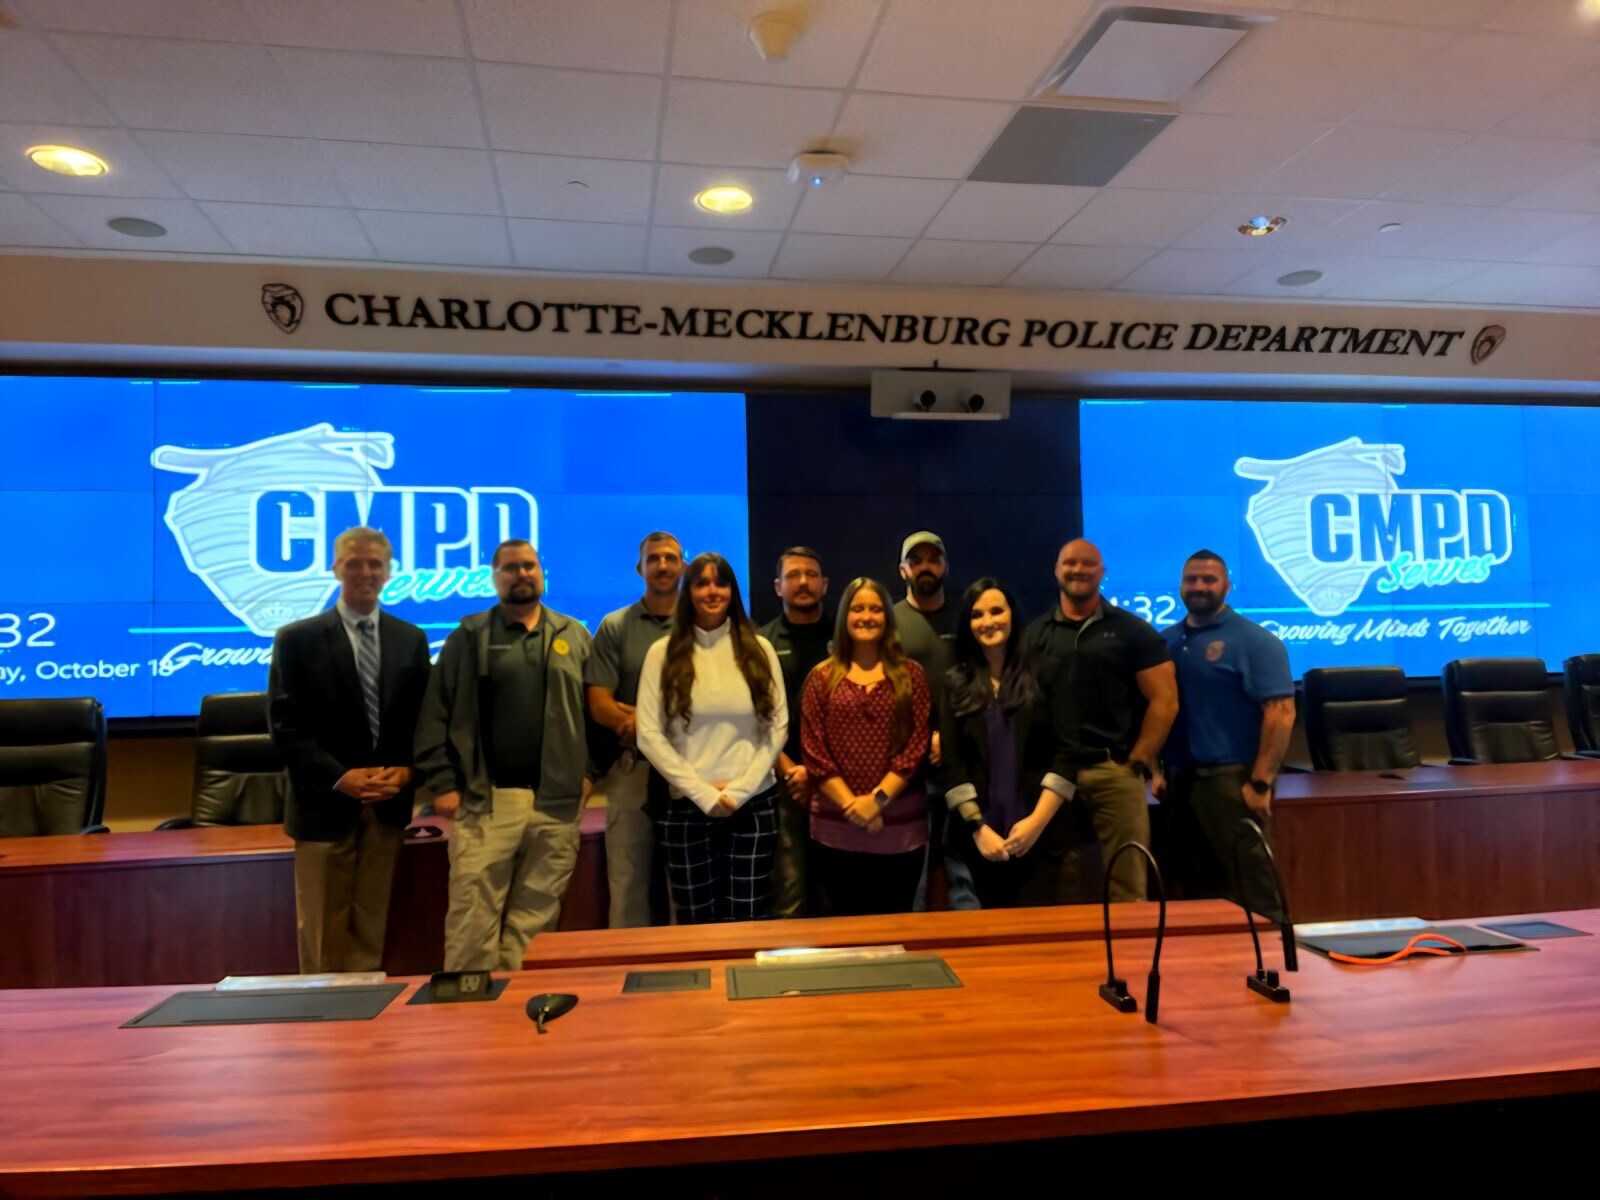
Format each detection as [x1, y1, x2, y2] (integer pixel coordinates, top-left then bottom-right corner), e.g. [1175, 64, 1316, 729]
[1157, 549, 1295, 921]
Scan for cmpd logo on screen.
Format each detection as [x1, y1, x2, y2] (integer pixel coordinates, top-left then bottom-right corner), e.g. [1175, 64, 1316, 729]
[1236, 438, 1512, 618]
[152, 424, 536, 637]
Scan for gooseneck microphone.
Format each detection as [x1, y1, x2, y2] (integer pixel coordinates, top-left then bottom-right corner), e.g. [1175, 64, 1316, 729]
[1098, 841, 1167, 1025]
[1232, 817, 1296, 1003]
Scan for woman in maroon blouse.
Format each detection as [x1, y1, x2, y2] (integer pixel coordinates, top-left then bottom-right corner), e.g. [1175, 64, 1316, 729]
[801, 577, 932, 916]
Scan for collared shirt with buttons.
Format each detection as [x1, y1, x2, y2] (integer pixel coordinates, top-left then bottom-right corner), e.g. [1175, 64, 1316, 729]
[486, 607, 546, 788]
[1161, 607, 1293, 768]
[586, 599, 673, 706]
[335, 598, 382, 673]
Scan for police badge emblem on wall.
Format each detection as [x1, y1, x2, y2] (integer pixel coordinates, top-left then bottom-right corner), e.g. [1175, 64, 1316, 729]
[261, 283, 305, 334]
[1470, 324, 1505, 366]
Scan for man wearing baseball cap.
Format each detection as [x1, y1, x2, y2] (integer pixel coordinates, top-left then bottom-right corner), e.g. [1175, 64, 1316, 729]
[894, 531, 978, 909]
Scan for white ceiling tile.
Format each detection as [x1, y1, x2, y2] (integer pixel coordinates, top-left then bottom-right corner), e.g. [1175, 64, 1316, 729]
[1300, 0, 1504, 23]
[647, 226, 782, 277]
[0, 124, 183, 198]
[1320, 200, 1593, 262]
[791, 174, 956, 236]
[499, 152, 655, 222]
[672, 0, 883, 88]
[0, 193, 78, 248]
[24, 193, 232, 251]
[55, 34, 305, 135]
[199, 201, 374, 258]
[479, 63, 662, 159]
[1508, 159, 1600, 214]
[651, 163, 800, 231]
[463, 0, 667, 72]
[1516, 220, 1600, 267]
[830, 94, 1013, 180]
[1428, 262, 1600, 307]
[270, 48, 484, 147]
[856, 0, 1096, 100]
[1171, 195, 1363, 252]
[1499, 67, 1600, 141]
[324, 143, 499, 214]
[1185, 15, 1451, 123]
[1215, 253, 1318, 298]
[1007, 244, 1153, 290]
[1050, 188, 1215, 248]
[1114, 248, 1262, 294]
[890, 239, 1035, 286]
[1353, 32, 1590, 133]
[1109, 115, 1331, 193]
[771, 233, 912, 281]
[923, 181, 1095, 242]
[1263, 125, 1471, 200]
[137, 131, 344, 204]
[12, 0, 257, 39]
[662, 80, 842, 169]
[508, 218, 649, 272]
[1385, 134, 1598, 206]
[244, 0, 465, 56]
[357, 210, 510, 266]
[0, 30, 115, 125]
[1315, 256, 1494, 301]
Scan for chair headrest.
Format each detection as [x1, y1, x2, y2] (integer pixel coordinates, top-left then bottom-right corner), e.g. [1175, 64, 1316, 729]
[1303, 666, 1408, 703]
[0, 697, 104, 746]
[1565, 655, 1600, 685]
[196, 692, 271, 738]
[1447, 657, 1549, 693]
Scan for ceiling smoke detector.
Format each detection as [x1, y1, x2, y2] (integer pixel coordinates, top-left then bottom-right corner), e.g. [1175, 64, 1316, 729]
[788, 150, 849, 188]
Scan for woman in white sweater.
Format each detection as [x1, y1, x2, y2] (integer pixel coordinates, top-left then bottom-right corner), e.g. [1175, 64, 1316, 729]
[635, 552, 788, 923]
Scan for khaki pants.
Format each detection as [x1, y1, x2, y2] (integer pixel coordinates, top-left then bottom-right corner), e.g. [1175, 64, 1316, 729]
[293, 804, 404, 973]
[600, 756, 655, 929]
[444, 787, 580, 971]
[1066, 760, 1151, 902]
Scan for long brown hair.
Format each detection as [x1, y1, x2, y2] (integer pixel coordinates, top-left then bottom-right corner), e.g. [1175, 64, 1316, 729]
[811, 577, 915, 749]
[660, 553, 778, 731]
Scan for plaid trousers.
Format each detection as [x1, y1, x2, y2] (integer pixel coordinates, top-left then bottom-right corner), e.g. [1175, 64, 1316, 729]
[659, 786, 779, 924]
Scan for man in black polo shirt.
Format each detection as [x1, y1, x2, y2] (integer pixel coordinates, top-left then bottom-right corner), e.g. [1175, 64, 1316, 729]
[893, 531, 978, 910]
[759, 546, 832, 919]
[1027, 538, 1178, 902]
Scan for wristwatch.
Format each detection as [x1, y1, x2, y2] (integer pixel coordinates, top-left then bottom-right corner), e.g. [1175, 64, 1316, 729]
[1247, 777, 1273, 795]
[874, 788, 893, 812]
[1126, 758, 1153, 781]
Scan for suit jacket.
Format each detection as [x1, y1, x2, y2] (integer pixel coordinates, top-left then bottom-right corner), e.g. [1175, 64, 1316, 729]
[268, 607, 432, 842]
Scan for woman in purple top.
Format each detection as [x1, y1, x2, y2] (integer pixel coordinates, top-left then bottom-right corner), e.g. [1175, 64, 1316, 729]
[801, 577, 931, 916]
[941, 578, 1074, 908]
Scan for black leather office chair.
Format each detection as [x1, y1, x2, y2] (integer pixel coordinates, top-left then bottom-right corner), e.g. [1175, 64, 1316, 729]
[1441, 657, 1559, 764]
[157, 692, 288, 830]
[1562, 655, 1600, 759]
[0, 697, 108, 836]
[1300, 666, 1420, 771]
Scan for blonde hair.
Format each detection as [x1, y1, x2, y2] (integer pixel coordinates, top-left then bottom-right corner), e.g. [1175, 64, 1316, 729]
[333, 525, 393, 563]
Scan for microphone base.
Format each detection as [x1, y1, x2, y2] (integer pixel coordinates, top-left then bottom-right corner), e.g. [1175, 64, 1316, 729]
[1099, 978, 1138, 1014]
[1247, 969, 1292, 1003]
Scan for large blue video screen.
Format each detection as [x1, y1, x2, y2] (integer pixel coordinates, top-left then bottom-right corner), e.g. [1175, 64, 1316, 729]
[1080, 398, 1600, 677]
[0, 377, 748, 717]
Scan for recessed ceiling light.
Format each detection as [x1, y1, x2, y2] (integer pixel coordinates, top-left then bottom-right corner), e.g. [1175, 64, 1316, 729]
[1276, 269, 1322, 287]
[1378, 221, 1403, 234]
[694, 185, 753, 215]
[27, 144, 108, 177]
[1582, 0, 1600, 21]
[106, 216, 167, 238]
[688, 246, 735, 265]
[1237, 214, 1288, 237]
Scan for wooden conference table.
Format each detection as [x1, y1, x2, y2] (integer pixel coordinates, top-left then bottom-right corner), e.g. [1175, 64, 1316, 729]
[1, 904, 1597, 1196]
[1, 758, 1596, 989]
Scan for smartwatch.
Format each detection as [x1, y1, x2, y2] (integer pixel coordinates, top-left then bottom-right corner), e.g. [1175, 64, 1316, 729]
[874, 788, 893, 812]
[1247, 777, 1272, 795]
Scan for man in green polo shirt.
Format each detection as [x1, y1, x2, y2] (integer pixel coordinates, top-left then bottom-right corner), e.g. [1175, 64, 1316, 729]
[586, 532, 683, 928]
[1026, 538, 1178, 902]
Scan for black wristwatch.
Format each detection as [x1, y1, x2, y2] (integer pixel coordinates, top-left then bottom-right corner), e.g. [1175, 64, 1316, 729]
[1126, 758, 1153, 781]
[1247, 777, 1273, 795]
[874, 788, 892, 812]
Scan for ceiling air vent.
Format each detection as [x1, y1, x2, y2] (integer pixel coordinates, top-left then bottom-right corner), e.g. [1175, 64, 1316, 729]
[1037, 5, 1262, 104]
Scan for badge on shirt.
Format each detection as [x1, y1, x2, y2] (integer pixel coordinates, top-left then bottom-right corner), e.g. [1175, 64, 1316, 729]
[1205, 639, 1225, 662]
[553, 637, 570, 656]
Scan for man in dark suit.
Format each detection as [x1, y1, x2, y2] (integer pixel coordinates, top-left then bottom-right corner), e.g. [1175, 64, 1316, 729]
[268, 526, 431, 973]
